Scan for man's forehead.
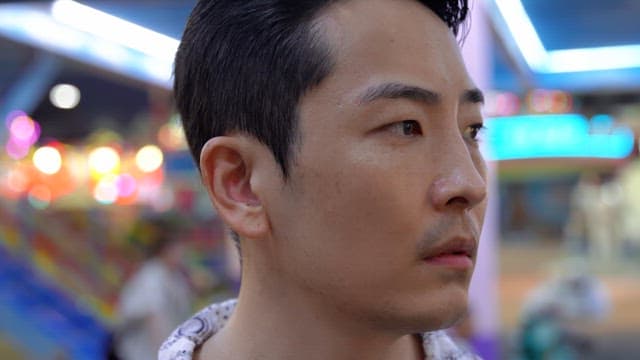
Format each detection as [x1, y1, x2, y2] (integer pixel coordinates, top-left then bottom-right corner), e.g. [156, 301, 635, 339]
[316, 0, 452, 46]
[310, 0, 472, 104]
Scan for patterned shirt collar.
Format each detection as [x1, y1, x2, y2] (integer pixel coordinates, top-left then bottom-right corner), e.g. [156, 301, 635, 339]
[159, 299, 479, 360]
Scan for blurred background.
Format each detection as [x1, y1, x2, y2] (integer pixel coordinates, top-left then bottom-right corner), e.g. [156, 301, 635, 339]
[0, 0, 638, 359]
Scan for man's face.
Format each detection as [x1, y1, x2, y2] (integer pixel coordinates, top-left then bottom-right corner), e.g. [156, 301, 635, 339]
[263, 0, 487, 333]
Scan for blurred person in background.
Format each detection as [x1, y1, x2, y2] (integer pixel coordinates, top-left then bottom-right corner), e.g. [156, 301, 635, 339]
[515, 260, 610, 359]
[564, 171, 623, 262]
[618, 156, 640, 259]
[114, 217, 193, 360]
[160, 0, 488, 359]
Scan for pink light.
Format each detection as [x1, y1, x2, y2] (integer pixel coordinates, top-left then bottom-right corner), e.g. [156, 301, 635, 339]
[5, 138, 31, 160]
[4, 110, 27, 128]
[7, 115, 41, 149]
[10, 115, 35, 141]
[115, 173, 137, 197]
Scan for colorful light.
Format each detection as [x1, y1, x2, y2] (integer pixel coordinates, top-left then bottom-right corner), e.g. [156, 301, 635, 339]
[49, 83, 81, 109]
[135, 145, 163, 173]
[5, 114, 41, 159]
[4, 110, 27, 128]
[33, 146, 63, 175]
[28, 185, 52, 209]
[115, 173, 137, 198]
[485, 91, 521, 117]
[157, 119, 187, 151]
[88, 146, 120, 175]
[9, 115, 36, 141]
[65, 150, 89, 183]
[526, 89, 572, 114]
[6, 168, 29, 193]
[484, 114, 635, 161]
[93, 175, 118, 204]
[5, 139, 31, 160]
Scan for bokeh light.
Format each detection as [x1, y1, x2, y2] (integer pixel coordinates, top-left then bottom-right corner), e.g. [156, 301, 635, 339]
[33, 146, 63, 175]
[526, 89, 573, 114]
[93, 175, 118, 205]
[5, 138, 31, 160]
[115, 173, 137, 198]
[149, 186, 174, 212]
[28, 185, 52, 209]
[9, 115, 36, 141]
[6, 168, 29, 193]
[65, 150, 89, 183]
[4, 110, 27, 128]
[4, 114, 41, 159]
[49, 83, 81, 109]
[135, 145, 163, 173]
[157, 119, 187, 151]
[486, 91, 521, 117]
[88, 146, 120, 175]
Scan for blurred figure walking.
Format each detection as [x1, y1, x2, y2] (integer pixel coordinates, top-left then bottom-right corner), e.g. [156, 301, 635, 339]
[114, 217, 193, 360]
[565, 171, 623, 262]
[515, 260, 610, 359]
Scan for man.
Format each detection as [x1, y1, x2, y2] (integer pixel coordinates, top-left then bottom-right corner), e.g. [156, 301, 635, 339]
[116, 218, 192, 360]
[161, 0, 487, 359]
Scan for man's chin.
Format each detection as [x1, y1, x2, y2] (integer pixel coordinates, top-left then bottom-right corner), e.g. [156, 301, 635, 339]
[414, 289, 469, 332]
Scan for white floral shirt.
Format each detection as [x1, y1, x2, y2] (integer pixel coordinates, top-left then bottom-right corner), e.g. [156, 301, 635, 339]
[159, 299, 480, 360]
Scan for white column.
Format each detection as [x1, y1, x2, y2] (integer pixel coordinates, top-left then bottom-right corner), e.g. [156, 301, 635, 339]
[462, 1, 501, 359]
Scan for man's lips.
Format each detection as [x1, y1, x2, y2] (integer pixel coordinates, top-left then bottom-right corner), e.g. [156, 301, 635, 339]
[421, 236, 476, 269]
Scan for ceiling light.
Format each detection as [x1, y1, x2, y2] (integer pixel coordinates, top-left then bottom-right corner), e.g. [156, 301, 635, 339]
[493, 0, 640, 73]
[51, 0, 178, 60]
[50, 83, 81, 109]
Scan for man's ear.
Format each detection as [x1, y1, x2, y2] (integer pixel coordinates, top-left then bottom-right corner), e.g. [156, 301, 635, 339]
[199, 136, 270, 240]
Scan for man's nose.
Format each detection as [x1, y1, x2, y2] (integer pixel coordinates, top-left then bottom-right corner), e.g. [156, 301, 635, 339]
[428, 141, 487, 212]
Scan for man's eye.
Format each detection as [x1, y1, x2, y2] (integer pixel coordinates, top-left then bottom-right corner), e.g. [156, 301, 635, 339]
[465, 123, 486, 142]
[389, 120, 422, 137]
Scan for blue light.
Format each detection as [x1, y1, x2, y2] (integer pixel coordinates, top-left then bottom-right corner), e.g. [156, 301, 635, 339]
[0, 2, 177, 88]
[492, 0, 640, 73]
[484, 114, 635, 161]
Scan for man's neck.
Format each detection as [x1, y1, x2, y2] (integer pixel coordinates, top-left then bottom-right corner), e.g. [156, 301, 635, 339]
[198, 277, 424, 360]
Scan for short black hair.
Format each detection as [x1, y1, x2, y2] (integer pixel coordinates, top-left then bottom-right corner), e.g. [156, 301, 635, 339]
[174, 0, 469, 177]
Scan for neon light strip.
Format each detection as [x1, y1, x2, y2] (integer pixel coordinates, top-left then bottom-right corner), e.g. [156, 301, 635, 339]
[484, 114, 635, 161]
[51, 0, 179, 60]
[546, 45, 640, 73]
[0, 3, 175, 88]
[493, 0, 546, 70]
[493, 0, 640, 73]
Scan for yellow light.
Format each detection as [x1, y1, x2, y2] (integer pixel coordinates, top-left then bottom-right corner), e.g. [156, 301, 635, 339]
[88, 146, 120, 175]
[66, 150, 89, 183]
[157, 121, 187, 151]
[135, 145, 163, 173]
[33, 146, 62, 175]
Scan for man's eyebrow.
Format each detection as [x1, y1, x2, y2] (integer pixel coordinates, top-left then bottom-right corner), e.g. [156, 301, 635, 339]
[358, 83, 440, 105]
[358, 83, 484, 106]
[462, 88, 485, 104]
